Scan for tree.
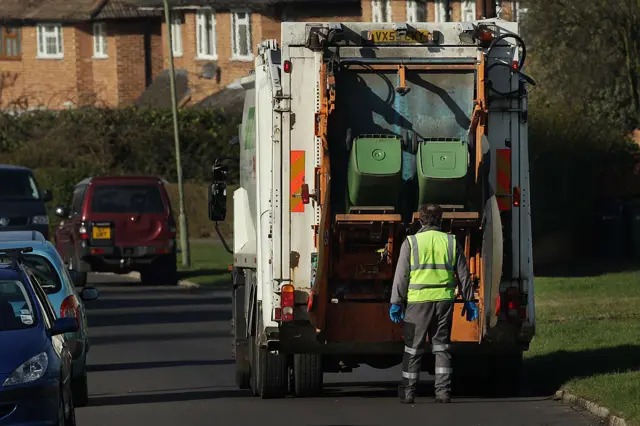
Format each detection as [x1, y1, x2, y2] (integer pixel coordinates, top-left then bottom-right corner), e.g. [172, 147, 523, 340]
[523, 0, 640, 134]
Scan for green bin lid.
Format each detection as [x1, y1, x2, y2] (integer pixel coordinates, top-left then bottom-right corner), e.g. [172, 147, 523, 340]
[354, 137, 402, 175]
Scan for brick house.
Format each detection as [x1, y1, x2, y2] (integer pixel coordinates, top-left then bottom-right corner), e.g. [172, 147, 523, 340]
[0, 0, 163, 110]
[0, 0, 527, 110]
[134, 0, 526, 106]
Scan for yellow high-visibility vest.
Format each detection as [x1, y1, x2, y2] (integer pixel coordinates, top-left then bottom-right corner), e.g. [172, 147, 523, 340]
[407, 230, 457, 303]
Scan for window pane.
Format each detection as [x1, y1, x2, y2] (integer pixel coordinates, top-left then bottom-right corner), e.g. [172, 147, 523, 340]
[239, 23, 248, 55]
[90, 185, 165, 214]
[0, 280, 36, 331]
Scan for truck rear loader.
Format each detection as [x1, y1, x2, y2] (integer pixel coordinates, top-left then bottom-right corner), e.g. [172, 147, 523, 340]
[208, 19, 537, 398]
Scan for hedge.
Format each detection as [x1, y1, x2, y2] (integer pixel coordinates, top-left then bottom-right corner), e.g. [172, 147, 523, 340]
[0, 107, 241, 183]
[0, 107, 240, 240]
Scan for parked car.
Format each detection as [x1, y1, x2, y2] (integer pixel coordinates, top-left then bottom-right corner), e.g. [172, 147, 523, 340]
[0, 165, 53, 240]
[54, 176, 178, 286]
[0, 249, 78, 426]
[0, 233, 99, 407]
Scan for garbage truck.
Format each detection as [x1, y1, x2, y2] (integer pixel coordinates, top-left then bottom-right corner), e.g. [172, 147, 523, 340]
[208, 19, 536, 398]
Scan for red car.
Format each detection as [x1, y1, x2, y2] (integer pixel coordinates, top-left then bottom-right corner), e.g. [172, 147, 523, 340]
[54, 176, 178, 286]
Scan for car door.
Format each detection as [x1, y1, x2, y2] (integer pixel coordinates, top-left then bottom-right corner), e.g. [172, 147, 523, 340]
[57, 185, 86, 263]
[31, 278, 72, 384]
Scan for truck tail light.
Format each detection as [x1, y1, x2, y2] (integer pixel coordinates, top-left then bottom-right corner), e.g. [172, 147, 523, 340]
[281, 284, 295, 322]
[513, 186, 521, 207]
[60, 295, 80, 327]
[504, 287, 526, 320]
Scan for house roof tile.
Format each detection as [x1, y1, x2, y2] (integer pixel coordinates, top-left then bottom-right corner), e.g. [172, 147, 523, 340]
[0, 0, 159, 22]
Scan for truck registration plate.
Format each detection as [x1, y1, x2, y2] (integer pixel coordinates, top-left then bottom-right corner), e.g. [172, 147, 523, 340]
[368, 30, 434, 44]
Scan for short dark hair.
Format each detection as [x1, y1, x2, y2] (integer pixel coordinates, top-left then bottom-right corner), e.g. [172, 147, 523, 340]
[419, 204, 443, 227]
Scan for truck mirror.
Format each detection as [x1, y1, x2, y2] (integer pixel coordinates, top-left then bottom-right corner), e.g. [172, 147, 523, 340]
[212, 163, 229, 183]
[208, 182, 227, 222]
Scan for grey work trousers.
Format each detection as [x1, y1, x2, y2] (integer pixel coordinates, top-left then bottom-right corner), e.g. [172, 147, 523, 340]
[399, 300, 454, 400]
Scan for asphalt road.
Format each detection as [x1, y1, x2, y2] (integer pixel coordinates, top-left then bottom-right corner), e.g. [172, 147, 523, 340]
[76, 274, 598, 426]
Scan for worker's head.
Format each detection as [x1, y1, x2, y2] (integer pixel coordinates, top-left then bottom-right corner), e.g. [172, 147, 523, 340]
[418, 204, 443, 228]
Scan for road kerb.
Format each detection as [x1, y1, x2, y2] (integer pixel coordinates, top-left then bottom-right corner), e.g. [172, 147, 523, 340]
[104, 271, 201, 289]
[554, 390, 628, 426]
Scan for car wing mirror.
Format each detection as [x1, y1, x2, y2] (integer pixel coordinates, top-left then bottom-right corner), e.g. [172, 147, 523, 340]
[79, 287, 99, 301]
[42, 190, 53, 202]
[51, 317, 79, 336]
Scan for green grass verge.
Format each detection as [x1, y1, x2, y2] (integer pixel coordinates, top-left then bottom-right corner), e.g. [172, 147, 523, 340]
[176, 240, 233, 287]
[526, 268, 640, 424]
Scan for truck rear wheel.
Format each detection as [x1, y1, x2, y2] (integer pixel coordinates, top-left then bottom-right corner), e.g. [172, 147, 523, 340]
[293, 354, 323, 397]
[258, 347, 288, 399]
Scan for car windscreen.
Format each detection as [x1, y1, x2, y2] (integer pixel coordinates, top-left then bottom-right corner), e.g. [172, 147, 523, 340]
[90, 185, 166, 214]
[20, 255, 62, 294]
[0, 170, 41, 201]
[0, 280, 37, 331]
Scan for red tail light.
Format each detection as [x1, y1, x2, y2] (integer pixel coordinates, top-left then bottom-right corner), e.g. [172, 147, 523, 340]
[91, 248, 104, 255]
[280, 284, 295, 322]
[504, 287, 526, 320]
[513, 186, 521, 207]
[283, 60, 292, 73]
[60, 295, 80, 327]
[79, 224, 88, 240]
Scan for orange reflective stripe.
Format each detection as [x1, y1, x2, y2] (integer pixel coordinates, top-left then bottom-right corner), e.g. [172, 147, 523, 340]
[290, 150, 305, 213]
[496, 148, 511, 211]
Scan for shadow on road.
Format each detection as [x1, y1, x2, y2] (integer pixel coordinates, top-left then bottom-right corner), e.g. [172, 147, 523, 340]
[524, 344, 640, 395]
[86, 296, 231, 310]
[88, 388, 253, 407]
[178, 268, 229, 279]
[89, 330, 230, 345]
[87, 309, 231, 327]
[88, 359, 233, 372]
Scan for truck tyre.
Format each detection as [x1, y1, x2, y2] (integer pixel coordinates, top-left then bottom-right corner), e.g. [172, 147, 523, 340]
[232, 276, 250, 390]
[293, 354, 323, 397]
[235, 342, 251, 389]
[258, 347, 288, 399]
[249, 337, 260, 396]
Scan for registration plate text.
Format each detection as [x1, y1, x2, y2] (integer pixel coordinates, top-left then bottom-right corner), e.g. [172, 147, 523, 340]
[92, 227, 111, 239]
[368, 30, 435, 44]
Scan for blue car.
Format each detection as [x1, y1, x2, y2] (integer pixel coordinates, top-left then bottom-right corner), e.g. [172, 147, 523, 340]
[0, 232, 99, 407]
[0, 248, 78, 426]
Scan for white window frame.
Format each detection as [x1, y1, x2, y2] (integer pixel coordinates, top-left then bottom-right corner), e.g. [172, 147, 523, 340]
[92, 22, 107, 58]
[406, 1, 427, 22]
[170, 11, 183, 57]
[372, 0, 392, 23]
[231, 10, 252, 61]
[461, 0, 476, 21]
[433, 0, 448, 23]
[196, 9, 217, 60]
[36, 24, 63, 59]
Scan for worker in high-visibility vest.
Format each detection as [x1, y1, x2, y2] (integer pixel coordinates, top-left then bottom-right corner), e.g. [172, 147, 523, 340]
[390, 203, 478, 404]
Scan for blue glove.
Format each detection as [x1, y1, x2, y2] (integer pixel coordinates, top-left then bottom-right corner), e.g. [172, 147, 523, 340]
[389, 304, 405, 323]
[462, 301, 479, 322]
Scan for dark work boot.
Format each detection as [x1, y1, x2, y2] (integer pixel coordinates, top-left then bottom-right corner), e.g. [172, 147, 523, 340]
[435, 394, 451, 404]
[398, 385, 415, 404]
